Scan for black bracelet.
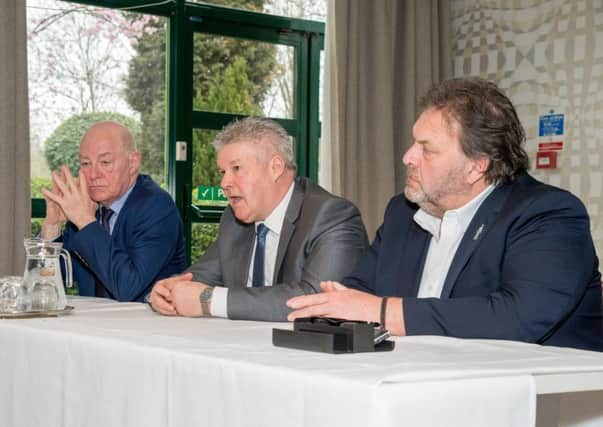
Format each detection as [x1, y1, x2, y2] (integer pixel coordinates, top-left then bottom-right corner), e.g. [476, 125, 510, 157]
[380, 297, 389, 328]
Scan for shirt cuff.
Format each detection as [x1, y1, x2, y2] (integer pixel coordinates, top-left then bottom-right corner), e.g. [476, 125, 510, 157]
[209, 286, 228, 318]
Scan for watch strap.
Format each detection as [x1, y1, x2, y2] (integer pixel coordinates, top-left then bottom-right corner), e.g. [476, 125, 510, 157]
[199, 286, 214, 316]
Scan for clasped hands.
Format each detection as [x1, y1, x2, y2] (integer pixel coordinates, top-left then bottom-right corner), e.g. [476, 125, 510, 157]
[40, 165, 97, 237]
[150, 272, 208, 317]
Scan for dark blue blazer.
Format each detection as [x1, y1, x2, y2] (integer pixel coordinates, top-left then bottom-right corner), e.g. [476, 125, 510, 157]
[345, 173, 603, 351]
[62, 175, 186, 302]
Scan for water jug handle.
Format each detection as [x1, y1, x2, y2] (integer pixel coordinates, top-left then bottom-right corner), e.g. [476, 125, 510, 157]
[60, 249, 73, 288]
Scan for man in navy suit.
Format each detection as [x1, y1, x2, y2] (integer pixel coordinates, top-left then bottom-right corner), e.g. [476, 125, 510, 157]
[288, 78, 602, 351]
[40, 121, 186, 302]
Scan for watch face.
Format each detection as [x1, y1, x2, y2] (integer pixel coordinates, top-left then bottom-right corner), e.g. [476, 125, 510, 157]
[199, 287, 213, 316]
[200, 287, 213, 302]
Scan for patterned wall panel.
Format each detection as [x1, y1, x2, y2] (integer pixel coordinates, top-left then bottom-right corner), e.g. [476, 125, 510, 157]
[452, 0, 603, 255]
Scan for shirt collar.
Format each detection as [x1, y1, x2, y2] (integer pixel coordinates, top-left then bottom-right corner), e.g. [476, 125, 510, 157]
[256, 181, 295, 235]
[105, 178, 137, 217]
[413, 184, 496, 239]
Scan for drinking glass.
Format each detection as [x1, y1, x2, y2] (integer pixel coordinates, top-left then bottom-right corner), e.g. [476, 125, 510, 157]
[0, 276, 30, 313]
[30, 280, 59, 311]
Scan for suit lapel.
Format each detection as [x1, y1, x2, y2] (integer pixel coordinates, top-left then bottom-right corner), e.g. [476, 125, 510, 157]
[232, 221, 255, 287]
[400, 220, 432, 297]
[273, 179, 304, 284]
[440, 184, 513, 298]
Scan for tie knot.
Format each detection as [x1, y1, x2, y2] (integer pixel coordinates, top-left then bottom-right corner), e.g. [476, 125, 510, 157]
[102, 207, 114, 224]
[256, 223, 268, 240]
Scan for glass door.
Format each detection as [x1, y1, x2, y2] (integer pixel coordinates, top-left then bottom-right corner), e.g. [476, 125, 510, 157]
[169, 2, 324, 261]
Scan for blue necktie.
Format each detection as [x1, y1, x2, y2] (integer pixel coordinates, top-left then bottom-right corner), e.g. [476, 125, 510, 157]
[252, 224, 269, 288]
[95, 207, 114, 297]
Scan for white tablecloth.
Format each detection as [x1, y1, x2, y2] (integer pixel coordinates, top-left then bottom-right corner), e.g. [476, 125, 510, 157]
[0, 297, 602, 427]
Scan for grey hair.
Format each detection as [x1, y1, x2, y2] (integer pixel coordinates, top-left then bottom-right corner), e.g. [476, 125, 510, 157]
[212, 117, 297, 171]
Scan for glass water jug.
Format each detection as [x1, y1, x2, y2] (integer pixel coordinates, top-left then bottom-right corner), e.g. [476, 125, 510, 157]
[23, 238, 72, 311]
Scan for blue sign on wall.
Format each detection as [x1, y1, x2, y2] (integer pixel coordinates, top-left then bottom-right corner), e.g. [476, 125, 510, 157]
[538, 113, 564, 137]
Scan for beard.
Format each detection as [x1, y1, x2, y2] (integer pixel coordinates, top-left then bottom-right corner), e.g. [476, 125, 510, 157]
[404, 163, 468, 217]
[404, 182, 443, 217]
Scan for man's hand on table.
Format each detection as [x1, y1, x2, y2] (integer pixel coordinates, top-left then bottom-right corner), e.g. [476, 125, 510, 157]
[287, 281, 406, 336]
[150, 272, 211, 317]
[149, 273, 184, 315]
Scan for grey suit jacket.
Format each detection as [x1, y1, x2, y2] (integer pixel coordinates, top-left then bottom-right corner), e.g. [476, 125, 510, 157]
[188, 176, 369, 321]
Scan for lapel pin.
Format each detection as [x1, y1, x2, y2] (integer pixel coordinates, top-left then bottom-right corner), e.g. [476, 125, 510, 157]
[473, 224, 485, 241]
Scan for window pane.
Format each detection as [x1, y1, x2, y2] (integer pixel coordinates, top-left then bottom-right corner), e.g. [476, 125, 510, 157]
[189, 0, 326, 21]
[27, 0, 168, 201]
[192, 129, 223, 195]
[31, 219, 42, 237]
[190, 128, 223, 261]
[191, 223, 220, 261]
[264, 0, 326, 21]
[192, 33, 294, 119]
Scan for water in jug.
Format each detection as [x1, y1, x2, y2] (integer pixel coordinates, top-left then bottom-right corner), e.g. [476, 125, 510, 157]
[23, 238, 72, 311]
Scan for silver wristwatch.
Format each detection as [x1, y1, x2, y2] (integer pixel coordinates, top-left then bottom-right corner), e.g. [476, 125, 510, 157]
[199, 286, 214, 316]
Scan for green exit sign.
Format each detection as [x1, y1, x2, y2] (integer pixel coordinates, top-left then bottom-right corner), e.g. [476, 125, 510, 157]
[197, 185, 228, 201]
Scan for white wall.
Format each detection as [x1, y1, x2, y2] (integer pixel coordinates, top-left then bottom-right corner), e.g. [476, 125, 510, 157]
[452, 0, 603, 256]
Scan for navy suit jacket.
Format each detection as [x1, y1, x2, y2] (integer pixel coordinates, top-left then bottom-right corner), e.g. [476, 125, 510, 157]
[61, 175, 186, 302]
[345, 173, 603, 351]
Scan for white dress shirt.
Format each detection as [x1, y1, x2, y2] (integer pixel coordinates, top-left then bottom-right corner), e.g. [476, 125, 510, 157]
[210, 182, 295, 317]
[415, 185, 495, 298]
[103, 181, 136, 234]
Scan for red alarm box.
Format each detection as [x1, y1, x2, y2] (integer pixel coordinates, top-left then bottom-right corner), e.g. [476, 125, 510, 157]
[536, 151, 557, 169]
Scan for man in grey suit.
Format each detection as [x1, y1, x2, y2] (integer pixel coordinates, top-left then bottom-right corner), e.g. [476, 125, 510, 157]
[150, 117, 368, 321]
